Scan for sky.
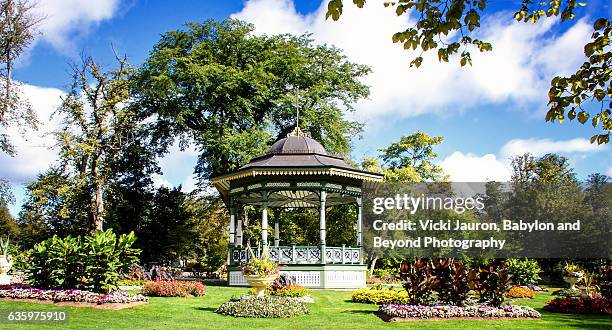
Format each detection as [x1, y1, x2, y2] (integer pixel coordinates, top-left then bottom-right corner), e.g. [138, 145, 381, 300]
[1, 0, 612, 216]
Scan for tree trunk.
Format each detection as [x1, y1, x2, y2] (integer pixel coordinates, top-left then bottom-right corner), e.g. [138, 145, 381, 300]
[91, 154, 104, 231]
[369, 256, 378, 276]
[93, 184, 104, 231]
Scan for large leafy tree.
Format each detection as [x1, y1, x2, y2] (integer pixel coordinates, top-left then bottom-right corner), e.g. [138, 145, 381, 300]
[132, 19, 370, 182]
[325, 1, 611, 143]
[0, 0, 41, 155]
[51, 56, 137, 231]
[361, 131, 446, 182]
[360, 131, 446, 272]
[21, 55, 153, 234]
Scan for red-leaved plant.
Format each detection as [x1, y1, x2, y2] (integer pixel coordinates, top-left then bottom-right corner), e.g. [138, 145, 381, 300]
[143, 280, 206, 297]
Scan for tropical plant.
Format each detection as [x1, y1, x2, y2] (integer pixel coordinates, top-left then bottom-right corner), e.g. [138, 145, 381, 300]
[594, 265, 612, 299]
[83, 230, 140, 292]
[468, 263, 513, 308]
[398, 258, 436, 306]
[564, 263, 584, 278]
[581, 272, 600, 298]
[506, 258, 542, 285]
[241, 245, 279, 277]
[0, 236, 9, 255]
[398, 258, 471, 306]
[23, 229, 140, 292]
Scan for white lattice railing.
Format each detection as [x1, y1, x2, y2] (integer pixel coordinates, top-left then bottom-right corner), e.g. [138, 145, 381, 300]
[230, 245, 361, 265]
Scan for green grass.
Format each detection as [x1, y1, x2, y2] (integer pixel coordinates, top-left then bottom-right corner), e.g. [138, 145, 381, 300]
[0, 287, 609, 329]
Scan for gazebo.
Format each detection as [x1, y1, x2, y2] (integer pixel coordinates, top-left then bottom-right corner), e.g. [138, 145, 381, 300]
[211, 127, 383, 288]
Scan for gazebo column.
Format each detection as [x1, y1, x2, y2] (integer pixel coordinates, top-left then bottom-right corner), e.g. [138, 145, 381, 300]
[274, 222, 280, 247]
[356, 197, 363, 246]
[236, 205, 243, 247]
[261, 191, 269, 246]
[319, 191, 326, 263]
[229, 197, 235, 248]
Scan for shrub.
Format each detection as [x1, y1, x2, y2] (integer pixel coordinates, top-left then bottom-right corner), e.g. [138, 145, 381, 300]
[23, 230, 140, 293]
[118, 279, 147, 286]
[269, 285, 308, 297]
[241, 246, 279, 277]
[552, 288, 582, 298]
[216, 295, 309, 318]
[507, 286, 536, 299]
[506, 259, 542, 285]
[143, 280, 206, 297]
[379, 304, 541, 319]
[352, 287, 409, 304]
[373, 268, 400, 279]
[544, 296, 611, 315]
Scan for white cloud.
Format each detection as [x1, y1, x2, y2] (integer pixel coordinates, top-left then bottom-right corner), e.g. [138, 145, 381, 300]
[153, 142, 200, 192]
[440, 152, 511, 182]
[500, 137, 606, 158]
[440, 136, 607, 181]
[33, 0, 123, 53]
[232, 1, 591, 123]
[606, 167, 612, 177]
[0, 84, 63, 184]
[151, 174, 172, 189]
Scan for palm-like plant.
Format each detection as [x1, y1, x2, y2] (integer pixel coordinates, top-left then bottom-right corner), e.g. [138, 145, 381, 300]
[0, 237, 9, 256]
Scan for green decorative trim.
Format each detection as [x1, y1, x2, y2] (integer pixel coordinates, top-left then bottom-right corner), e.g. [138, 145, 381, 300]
[227, 264, 366, 272]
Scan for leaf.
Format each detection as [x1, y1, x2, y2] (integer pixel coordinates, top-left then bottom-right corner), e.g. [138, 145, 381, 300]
[594, 18, 608, 30]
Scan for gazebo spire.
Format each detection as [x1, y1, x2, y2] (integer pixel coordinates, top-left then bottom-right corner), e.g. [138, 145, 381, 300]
[288, 88, 306, 137]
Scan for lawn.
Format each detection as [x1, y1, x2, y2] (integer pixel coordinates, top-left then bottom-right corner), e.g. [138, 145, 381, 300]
[0, 286, 609, 329]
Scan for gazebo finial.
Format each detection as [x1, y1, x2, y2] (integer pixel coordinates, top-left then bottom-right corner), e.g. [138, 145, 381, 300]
[287, 88, 306, 137]
[287, 126, 305, 137]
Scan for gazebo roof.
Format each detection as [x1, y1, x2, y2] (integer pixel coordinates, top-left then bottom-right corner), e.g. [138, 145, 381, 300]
[211, 127, 384, 197]
[238, 127, 356, 172]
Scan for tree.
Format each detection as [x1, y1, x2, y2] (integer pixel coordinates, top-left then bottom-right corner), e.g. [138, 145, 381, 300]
[0, 178, 14, 207]
[325, 1, 611, 143]
[378, 131, 446, 182]
[19, 167, 91, 236]
[53, 55, 136, 231]
[360, 131, 446, 273]
[0, 0, 41, 155]
[132, 19, 370, 183]
[585, 173, 610, 212]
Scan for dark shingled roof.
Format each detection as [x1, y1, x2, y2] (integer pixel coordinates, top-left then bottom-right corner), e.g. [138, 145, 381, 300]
[238, 127, 356, 171]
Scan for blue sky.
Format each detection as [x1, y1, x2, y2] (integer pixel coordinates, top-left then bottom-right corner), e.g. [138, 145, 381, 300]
[2, 0, 612, 216]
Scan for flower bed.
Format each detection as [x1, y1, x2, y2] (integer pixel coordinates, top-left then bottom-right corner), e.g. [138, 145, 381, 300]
[143, 280, 206, 297]
[507, 286, 536, 299]
[378, 304, 541, 321]
[216, 295, 309, 318]
[0, 288, 147, 305]
[352, 287, 409, 304]
[269, 284, 308, 297]
[543, 296, 611, 315]
[367, 277, 402, 285]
